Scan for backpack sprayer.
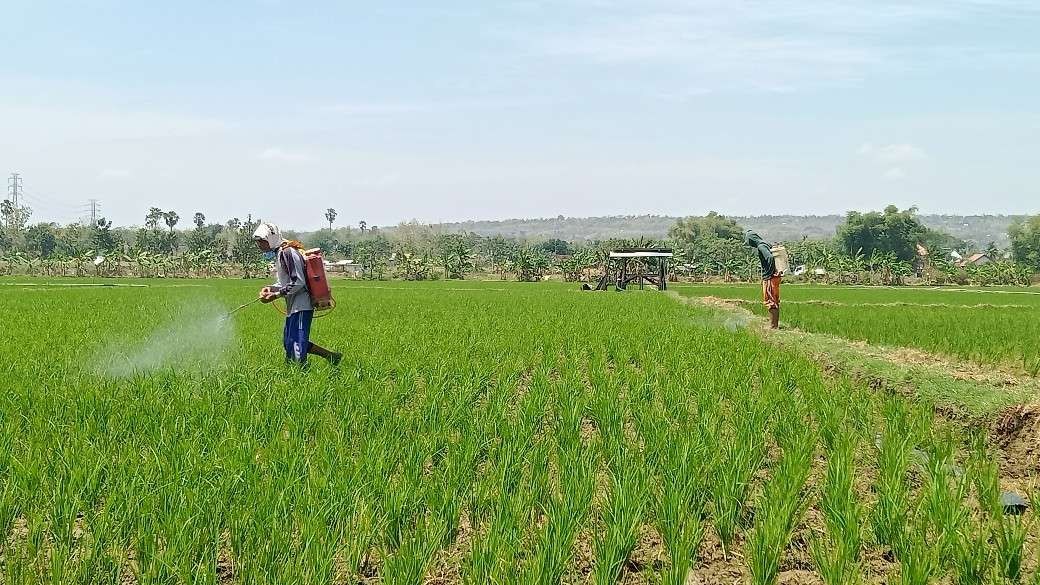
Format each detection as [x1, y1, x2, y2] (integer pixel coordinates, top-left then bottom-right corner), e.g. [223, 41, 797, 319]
[301, 247, 335, 312]
[770, 244, 790, 276]
[220, 249, 335, 322]
[267, 245, 336, 317]
[231, 223, 336, 320]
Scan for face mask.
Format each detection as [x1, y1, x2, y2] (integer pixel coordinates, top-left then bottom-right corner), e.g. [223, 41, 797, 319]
[262, 250, 276, 261]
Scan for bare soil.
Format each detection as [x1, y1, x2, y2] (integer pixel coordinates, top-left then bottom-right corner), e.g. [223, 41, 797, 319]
[991, 403, 1040, 478]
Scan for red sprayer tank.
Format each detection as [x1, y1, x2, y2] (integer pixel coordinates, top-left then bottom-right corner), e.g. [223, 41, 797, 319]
[302, 248, 334, 310]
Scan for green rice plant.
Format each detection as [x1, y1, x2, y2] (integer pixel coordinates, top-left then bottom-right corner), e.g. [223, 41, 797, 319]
[968, 435, 1002, 522]
[954, 434, 1002, 585]
[630, 374, 713, 585]
[656, 436, 711, 585]
[811, 432, 864, 585]
[593, 448, 649, 584]
[379, 464, 425, 551]
[341, 495, 377, 579]
[524, 442, 597, 584]
[871, 399, 915, 554]
[994, 515, 1029, 583]
[712, 394, 770, 553]
[952, 524, 992, 585]
[677, 284, 1040, 373]
[898, 522, 940, 585]
[1031, 529, 1040, 585]
[463, 421, 548, 584]
[5, 278, 1029, 583]
[463, 493, 530, 584]
[381, 518, 449, 585]
[919, 437, 970, 569]
[591, 396, 626, 469]
[746, 415, 816, 585]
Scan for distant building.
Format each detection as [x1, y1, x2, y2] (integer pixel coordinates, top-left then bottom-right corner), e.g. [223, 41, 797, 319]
[956, 253, 993, 268]
[325, 259, 363, 277]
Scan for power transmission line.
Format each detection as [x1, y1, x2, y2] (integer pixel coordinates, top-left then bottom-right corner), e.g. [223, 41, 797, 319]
[18, 190, 80, 223]
[7, 173, 22, 206]
[88, 199, 101, 224]
[21, 189, 80, 210]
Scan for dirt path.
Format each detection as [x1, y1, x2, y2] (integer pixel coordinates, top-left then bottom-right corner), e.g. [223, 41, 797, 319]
[713, 297, 1034, 309]
[670, 292, 1040, 479]
[671, 292, 1040, 407]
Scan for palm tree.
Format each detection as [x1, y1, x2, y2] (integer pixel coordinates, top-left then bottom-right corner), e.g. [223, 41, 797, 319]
[358, 220, 367, 235]
[145, 207, 164, 230]
[325, 208, 337, 232]
[164, 211, 180, 233]
[193, 212, 205, 228]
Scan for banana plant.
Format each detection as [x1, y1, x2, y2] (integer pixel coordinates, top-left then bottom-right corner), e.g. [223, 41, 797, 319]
[21, 254, 41, 277]
[0, 251, 15, 275]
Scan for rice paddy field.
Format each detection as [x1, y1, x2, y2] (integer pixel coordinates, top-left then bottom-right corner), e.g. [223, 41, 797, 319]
[675, 283, 1040, 376]
[1, 278, 1038, 584]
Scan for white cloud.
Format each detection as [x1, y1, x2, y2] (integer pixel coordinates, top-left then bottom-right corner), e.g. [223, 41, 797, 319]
[859, 143, 929, 163]
[257, 148, 312, 163]
[322, 103, 433, 116]
[98, 168, 131, 180]
[883, 167, 907, 180]
[0, 104, 228, 144]
[509, 0, 1040, 92]
[321, 97, 559, 116]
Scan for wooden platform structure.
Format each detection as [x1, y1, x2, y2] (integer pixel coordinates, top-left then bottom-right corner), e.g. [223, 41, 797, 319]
[584, 247, 674, 291]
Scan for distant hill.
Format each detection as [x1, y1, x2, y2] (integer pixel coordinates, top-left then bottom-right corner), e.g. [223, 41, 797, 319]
[427, 214, 1025, 248]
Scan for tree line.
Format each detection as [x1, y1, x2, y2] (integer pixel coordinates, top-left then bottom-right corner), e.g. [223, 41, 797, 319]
[2, 202, 1040, 285]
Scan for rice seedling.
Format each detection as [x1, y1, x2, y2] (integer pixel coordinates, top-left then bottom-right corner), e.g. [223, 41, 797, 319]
[897, 522, 940, 585]
[952, 524, 992, 585]
[994, 514, 1030, 583]
[381, 518, 449, 585]
[653, 420, 713, 585]
[677, 284, 1040, 373]
[592, 452, 649, 584]
[712, 389, 771, 554]
[871, 398, 917, 555]
[523, 445, 597, 584]
[2, 278, 1035, 584]
[919, 437, 971, 569]
[811, 431, 865, 585]
[746, 413, 816, 585]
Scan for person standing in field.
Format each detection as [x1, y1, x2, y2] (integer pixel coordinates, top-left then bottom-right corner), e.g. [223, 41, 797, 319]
[745, 230, 781, 329]
[253, 223, 342, 367]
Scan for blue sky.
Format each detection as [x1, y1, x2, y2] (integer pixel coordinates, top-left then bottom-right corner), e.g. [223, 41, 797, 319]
[2, 1, 1038, 229]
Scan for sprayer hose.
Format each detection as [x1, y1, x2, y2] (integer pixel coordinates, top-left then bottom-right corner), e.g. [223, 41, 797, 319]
[269, 297, 336, 318]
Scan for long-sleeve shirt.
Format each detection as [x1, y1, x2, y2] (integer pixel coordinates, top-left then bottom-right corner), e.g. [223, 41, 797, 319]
[745, 231, 777, 280]
[270, 246, 313, 314]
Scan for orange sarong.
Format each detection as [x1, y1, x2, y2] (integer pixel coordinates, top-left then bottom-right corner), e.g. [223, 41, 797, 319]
[762, 275, 781, 309]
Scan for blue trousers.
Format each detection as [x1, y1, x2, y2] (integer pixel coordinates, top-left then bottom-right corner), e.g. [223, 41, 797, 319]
[283, 310, 314, 364]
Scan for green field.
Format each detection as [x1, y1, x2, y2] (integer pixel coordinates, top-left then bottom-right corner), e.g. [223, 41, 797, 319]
[2, 278, 1037, 584]
[676, 283, 1040, 375]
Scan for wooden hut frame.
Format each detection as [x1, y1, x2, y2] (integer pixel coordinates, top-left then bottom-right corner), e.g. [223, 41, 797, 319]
[586, 247, 673, 291]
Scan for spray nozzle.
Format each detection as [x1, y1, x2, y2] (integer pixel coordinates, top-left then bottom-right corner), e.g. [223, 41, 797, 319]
[220, 297, 263, 322]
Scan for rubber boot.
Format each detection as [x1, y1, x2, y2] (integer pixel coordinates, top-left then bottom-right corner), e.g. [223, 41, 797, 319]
[769, 307, 780, 330]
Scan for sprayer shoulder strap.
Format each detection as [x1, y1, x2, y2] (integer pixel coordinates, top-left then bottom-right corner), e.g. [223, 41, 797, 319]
[277, 246, 306, 280]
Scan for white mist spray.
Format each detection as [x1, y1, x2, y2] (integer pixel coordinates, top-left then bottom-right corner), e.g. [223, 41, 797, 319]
[96, 300, 238, 378]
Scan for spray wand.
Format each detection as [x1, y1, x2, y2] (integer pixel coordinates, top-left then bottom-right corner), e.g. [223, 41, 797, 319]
[220, 297, 263, 322]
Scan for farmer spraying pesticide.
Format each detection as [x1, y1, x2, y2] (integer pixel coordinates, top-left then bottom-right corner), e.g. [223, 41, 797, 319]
[745, 229, 784, 330]
[253, 223, 342, 367]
